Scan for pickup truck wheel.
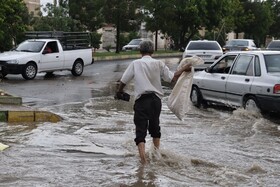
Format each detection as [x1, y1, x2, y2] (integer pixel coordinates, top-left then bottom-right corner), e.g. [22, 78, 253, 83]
[190, 86, 203, 108]
[0, 72, 7, 78]
[22, 63, 37, 80]
[243, 96, 261, 113]
[71, 60, 84, 76]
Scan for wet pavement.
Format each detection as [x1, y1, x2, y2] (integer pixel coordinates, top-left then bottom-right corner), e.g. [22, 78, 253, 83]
[0, 58, 280, 187]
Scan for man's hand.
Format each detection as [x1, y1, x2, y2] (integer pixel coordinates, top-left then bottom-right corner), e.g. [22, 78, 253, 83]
[114, 91, 130, 102]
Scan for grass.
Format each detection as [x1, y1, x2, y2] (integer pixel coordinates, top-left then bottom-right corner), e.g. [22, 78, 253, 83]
[93, 50, 181, 57]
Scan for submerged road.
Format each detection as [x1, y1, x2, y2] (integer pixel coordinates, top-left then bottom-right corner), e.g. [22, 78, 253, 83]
[0, 58, 279, 186]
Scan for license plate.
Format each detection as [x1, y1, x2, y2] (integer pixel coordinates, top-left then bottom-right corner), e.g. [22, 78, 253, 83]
[198, 55, 211, 59]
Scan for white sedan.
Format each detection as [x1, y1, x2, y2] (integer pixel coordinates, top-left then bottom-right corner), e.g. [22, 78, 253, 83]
[190, 51, 280, 113]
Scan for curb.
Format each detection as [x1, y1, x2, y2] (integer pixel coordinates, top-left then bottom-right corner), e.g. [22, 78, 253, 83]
[0, 110, 62, 123]
[0, 90, 22, 105]
[94, 52, 183, 61]
[0, 89, 62, 123]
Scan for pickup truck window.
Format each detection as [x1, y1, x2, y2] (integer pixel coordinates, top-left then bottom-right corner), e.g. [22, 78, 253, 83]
[16, 41, 45, 52]
[44, 41, 59, 53]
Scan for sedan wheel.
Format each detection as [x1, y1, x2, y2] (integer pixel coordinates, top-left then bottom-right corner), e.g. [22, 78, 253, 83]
[190, 86, 202, 107]
[243, 96, 261, 113]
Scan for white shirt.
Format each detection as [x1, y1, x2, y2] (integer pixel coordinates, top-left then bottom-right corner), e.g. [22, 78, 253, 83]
[120, 55, 174, 100]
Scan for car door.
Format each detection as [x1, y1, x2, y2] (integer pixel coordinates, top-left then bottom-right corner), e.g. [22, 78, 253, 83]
[225, 54, 255, 107]
[40, 41, 62, 71]
[200, 55, 237, 103]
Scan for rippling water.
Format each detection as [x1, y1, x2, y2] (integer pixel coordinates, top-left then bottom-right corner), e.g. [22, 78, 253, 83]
[1, 91, 280, 187]
[0, 59, 279, 186]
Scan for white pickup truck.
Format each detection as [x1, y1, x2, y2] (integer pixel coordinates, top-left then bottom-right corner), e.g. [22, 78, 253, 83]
[0, 37, 93, 80]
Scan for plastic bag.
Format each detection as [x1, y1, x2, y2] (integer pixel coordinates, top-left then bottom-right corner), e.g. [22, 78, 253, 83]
[167, 56, 204, 120]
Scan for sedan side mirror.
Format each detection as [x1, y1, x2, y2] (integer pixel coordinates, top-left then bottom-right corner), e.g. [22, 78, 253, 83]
[205, 67, 212, 73]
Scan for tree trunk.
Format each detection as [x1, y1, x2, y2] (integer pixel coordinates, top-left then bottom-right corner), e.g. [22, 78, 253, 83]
[155, 30, 158, 51]
[115, 18, 120, 53]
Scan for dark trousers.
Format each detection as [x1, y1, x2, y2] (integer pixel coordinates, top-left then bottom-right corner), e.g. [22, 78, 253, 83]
[133, 93, 162, 145]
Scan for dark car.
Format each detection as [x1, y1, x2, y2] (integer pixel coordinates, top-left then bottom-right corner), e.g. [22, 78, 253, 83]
[266, 40, 280, 51]
[223, 39, 258, 53]
[122, 39, 142, 51]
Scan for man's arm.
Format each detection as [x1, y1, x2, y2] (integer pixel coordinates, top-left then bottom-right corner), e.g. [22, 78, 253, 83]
[172, 63, 192, 82]
[117, 81, 126, 93]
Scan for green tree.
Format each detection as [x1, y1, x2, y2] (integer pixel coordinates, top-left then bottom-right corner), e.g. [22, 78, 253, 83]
[32, 1, 77, 32]
[69, 0, 104, 31]
[102, 0, 142, 53]
[267, 0, 280, 39]
[143, 0, 235, 50]
[0, 0, 29, 51]
[242, 1, 273, 46]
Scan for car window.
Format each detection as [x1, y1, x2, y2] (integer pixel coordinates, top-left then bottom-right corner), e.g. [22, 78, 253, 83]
[128, 39, 142, 45]
[212, 55, 237, 74]
[187, 42, 221, 50]
[232, 55, 254, 75]
[251, 42, 256, 47]
[16, 41, 45, 52]
[264, 54, 280, 72]
[267, 41, 280, 48]
[228, 40, 248, 46]
[46, 41, 59, 53]
[246, 59, 254, 76]
[255, 56, 261, 76]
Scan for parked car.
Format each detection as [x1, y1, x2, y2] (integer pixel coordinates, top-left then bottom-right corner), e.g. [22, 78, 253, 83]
[190, 50, 280, 113]
[222, 39, 257, 53]
[122, 38, 145, 51]
[182, 40, 223, 64]
[266, 40, 280, 51]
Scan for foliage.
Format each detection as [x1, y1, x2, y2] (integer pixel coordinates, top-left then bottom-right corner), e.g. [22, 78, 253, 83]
[142, 0, 235, 50]
[0, 0, 29, 51]
[242, 1, 273, 46]
[68, 0, 104, 31]
[267, 0, 280, 39]
[1, 0, 280, 52]
[31, 1, 79, 32]
[102, 0, 142, 53]
[90, 32, 102, 49]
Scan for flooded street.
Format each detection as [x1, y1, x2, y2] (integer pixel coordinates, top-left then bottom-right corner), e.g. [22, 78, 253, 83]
[0, 58, 280, 186]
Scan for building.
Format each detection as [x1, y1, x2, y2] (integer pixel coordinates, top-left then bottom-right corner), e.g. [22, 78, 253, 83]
[23, 0, 41, 16]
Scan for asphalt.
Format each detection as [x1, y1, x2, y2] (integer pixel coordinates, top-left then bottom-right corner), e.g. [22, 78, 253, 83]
[0, 52, 183, 123]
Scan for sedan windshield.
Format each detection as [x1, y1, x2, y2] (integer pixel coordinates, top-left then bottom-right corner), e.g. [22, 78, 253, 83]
[227, 40, 248, 46]
[264, 54, 280, 72]
[15, 41, 45, 52]
[187, 42, 221, 50]
[267, 41, 280, 49]
[128, 39, 142, 45]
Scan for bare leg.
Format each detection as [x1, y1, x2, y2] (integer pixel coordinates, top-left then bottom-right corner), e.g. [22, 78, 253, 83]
[153, 138, 160, 149]
[137, 142, 147, 164]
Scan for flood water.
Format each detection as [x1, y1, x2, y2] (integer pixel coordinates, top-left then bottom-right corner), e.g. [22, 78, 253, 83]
[0, 58, 280, 187]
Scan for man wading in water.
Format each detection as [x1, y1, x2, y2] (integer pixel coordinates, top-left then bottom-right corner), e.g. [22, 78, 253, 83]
[116, 40, 192, 164]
